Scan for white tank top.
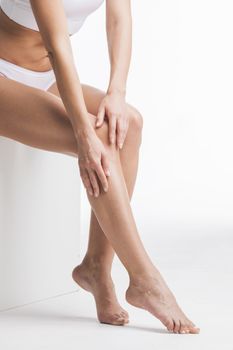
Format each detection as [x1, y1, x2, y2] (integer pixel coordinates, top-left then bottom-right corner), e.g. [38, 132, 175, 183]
[0, 0, 105, 35]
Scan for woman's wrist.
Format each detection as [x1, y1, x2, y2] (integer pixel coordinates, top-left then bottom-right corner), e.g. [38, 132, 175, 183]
[67, 109, 92, 139]
[107, 85, 126, 97]
[74, 119, 95, 141]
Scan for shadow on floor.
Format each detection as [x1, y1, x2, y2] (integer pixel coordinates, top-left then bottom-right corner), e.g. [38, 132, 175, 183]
[0, 309, 168, 334]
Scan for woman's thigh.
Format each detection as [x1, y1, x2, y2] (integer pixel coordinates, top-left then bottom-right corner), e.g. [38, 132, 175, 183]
[48, 82, 140, 119]
[47, 82, 105, 116]
[48, 82, 143, 146]
[0, 77, 105, 157]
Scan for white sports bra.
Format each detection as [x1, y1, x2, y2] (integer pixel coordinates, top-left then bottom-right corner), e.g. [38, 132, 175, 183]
[0, 0, 105, 35]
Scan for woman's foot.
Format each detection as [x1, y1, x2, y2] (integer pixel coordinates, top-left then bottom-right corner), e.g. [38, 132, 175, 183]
[72, 260, 129, 326]
[126, 270, 200, 334]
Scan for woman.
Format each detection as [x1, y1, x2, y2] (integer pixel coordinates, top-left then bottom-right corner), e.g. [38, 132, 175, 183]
[0, 0, 200, 334]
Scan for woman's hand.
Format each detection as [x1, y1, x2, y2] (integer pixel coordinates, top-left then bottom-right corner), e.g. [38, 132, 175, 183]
[95, 90, 129, 149]
[76, 123, 111, 197]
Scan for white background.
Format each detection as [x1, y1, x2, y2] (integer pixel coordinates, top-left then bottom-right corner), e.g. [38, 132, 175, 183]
[1, 1, 233, 348]
[71, 0, 233, 242]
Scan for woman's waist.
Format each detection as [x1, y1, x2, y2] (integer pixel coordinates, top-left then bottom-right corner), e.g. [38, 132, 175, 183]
[0, 7, 52, 72]
[0, 46, 53, 73]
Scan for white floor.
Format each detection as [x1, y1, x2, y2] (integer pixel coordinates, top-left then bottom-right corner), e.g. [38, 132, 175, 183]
[0, 226, 232, 350]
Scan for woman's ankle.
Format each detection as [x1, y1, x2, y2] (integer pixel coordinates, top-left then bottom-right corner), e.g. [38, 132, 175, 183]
[128, 268, 161, 287]
[81, 254, 113, 276]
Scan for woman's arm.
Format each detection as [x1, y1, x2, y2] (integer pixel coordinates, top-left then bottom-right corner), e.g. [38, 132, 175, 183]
[95, 0, 132, 149]
[29, 0, 110, 195]
[106, 0, 132, 96]
[29, 0, 90, 136]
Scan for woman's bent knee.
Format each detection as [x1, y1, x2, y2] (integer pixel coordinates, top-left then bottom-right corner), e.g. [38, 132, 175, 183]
[95, 119, 110, 146]
[125, 105, 143, 146]
[128, 106, 144, 132]
[89, 106, 144, 153]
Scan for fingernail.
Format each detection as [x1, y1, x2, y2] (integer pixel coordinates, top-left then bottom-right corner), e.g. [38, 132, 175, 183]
[119, 143, 123, 149]
[88, 190, 93, 196]
[106, 170, 110, 176]
[104, 186, 108, 192]
[94, 193, 98, 198]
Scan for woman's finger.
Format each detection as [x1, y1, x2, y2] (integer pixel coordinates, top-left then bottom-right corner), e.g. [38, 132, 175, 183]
[79, 167, 93, 196]
[87, 168, 100, 197]
[109, 115, 117, 145]
[101, 152, 111, 178]
[96, 104, 105, 128]
[94, 159, 109, 193]
[116, 118, 127, 149]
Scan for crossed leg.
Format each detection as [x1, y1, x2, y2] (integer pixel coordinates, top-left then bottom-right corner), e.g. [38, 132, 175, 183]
[0, 77, 200, 334]
[48, 83, 143, 325]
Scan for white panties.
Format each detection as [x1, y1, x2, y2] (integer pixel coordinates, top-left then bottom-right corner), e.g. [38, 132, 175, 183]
[0, 57, 56, 91]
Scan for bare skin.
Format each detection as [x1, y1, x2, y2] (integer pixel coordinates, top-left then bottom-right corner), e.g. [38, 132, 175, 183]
[75, 85, 142, 326]
[48, 82, 142, 325]
[68, 85, 199, 333]
[0, 76, 199, 333]
[0, 5, 200, 334]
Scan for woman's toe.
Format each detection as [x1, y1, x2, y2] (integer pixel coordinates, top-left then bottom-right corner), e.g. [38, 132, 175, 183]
[120, 310, 128, 318]
[184, 319, 200, 334]
[189, 325, 200, 334]
[99, 313, 123, 325]
[165, 319, 174, 332]
[179, 321, 188, 334]
[113, 313, 127, 323]
[173, 319, 181, 333]
[184, 328, 190, 334]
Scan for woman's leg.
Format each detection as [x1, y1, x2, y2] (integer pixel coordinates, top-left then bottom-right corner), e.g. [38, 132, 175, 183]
[47, 83, 199, 334]
[78, 85, 142, 265]
[76, 120, 199, 334]
[0, 77, 199, 334]
[47, 82, 139, 325]
[72, 85, 143, 324]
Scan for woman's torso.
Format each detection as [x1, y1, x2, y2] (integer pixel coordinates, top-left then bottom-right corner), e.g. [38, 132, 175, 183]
[0, 0, 104, 72]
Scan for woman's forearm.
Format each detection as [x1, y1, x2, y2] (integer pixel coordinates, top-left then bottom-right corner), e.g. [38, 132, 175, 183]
[48, 44, 92, 138]
[106, 2, 132, 95]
